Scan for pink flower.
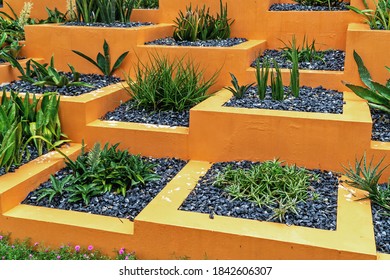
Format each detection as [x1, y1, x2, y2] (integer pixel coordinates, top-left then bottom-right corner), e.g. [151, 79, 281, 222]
[0, 235, 3, 240]
[87, 245, 93, 251]
[34, 242, 39, 247]
[118, 248, 125, 255]
[57, 255, 61, 259]
[75, 245, 81, 252]
[29, 254, 33, 259]
[125, 256, 129, 260]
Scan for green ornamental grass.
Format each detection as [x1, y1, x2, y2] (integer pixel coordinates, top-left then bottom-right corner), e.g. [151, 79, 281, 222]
[125, 54, 217, 112]
[214, 159, 319, 222]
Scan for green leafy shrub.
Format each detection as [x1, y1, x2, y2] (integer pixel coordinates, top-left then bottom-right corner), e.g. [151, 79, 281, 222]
[173, 0, 233, 42]
[294, 0, 344, 9]
[343, 50, 390, 114]
[72, 39, 129, 76]
[2, 54, 92, 88]
[125, 54, 217, 112]
[75, 0, 135, 24]
[343, 154, 390, 211]
[225, 73, 254, 99]
[38, 143, 159, 205]
[133, 0, 158, 9]
[348, 0, 390, 30]
[0, 90, 67, 172]
[214, 159, 318, 221]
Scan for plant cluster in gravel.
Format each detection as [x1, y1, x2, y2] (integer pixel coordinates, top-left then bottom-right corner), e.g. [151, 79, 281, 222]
[0, 73, 121, 96]
[0, 145, 45, 177]
[371, 109, 390, 142]
[145, 37, 247, 47]
[22, 157, 187, 220]
[180, 161, 339, 230]
[251, 49, 345, 71]
[101, 100, 190, 127]
[224, 85, 344, 114]
[63, 22, 153, 28]
[372, 196, 390, 254]
[269, 3, 349, 11]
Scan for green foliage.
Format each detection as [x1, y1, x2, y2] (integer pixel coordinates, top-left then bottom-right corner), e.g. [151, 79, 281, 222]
[133, 0, 158, 9]
[0, 233, 136, 260]
[214, 159, 318, 222]
[2, 53, 92, 88]
[255, 59, 270, 100]
[280, 35, 324, 63]
[126, 53, 217, 112]
[343, 50, 390, 114]
[348, 0, 390, 30]
[0, 90, 67, 172]
[225, 73, 254, 99]
[0, 33, 23, 59]
[294, 0, 344, 9]
[270, 60, 285, 101]
[37, 175, 71, 203]
[72, 39, 129, 76]
[75, 0, 135, 23]
[343, 154, 390, 211]
[39, 143, 159, 205]
[289, 36, 300, 97]
[173, 0, 234, 42]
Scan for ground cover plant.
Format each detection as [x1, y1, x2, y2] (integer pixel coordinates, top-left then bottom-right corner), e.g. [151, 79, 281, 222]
[0, 233, 136, 260]
[0, 90, 66, 175]
[23, 142, 187, 220]
[180, 160, 339, 229]
[102, 53, 217, 127]
[348, 0, 390, 30]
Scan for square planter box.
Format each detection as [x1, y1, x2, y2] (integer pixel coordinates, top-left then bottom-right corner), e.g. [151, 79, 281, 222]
[0, 157, 383, 259]
[188, 89, 390, 179]
[135, 161, 377, 259]
[136, 40, 266, 91]
[23, 23, 175, 78]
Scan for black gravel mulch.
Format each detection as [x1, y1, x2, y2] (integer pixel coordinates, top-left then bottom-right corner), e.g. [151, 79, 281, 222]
[101, 99, 190, 127]
[179, 161, 339, 230]
[0, 73, 121, 96]
[269, 3, 350, 11]
[224, 86, 344, 114]
[63, 21, 153, 28]
[251, 49, 345, 71]
[0, 145, 47, 177]
[371, 108, 390, 142]
[372, 196, 390, 254]
[22, 157, 187, 221]
[145, 37, 247, 47]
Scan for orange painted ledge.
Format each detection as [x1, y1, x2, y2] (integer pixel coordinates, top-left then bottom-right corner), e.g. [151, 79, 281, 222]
[86, 120, 189, 160]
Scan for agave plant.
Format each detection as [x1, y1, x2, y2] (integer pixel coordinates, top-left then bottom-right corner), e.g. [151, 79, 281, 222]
[343, 50, 390, 114]
[225, 73, 254, 99]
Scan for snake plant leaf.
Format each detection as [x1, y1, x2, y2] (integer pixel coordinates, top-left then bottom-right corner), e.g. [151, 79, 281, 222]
[371, 81, 390, 100]
[353, 50, 374, 89]
[344, 83, 388, 104]
[110, 51, 129, 76]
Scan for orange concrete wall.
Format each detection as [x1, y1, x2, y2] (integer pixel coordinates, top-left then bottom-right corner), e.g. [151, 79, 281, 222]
[1, 0, 67, 19]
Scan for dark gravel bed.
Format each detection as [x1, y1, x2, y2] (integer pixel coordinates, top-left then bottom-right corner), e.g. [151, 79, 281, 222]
[372, 190, 390, 254]
[22, 157, 187, 220]
[224, 86, 344, 114]
[371, 108, 390, 142]
[101, 99, 190, 127]
[0, 145, 46, 177]
[145, 37, 247, 47]
[180, 161, 339, 230]
[63, 21, 153, 28]
[0, 73, 121, 96]
[251, 49, 345, 71]
[269, 3, 349, 11]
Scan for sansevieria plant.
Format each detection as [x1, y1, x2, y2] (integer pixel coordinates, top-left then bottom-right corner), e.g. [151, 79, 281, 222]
[343, 50, 390, 114]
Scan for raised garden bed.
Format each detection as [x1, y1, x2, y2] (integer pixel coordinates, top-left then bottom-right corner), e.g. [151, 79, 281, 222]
[372, 201, 390, 254]
[269, 3, 350, 11]
[180, 160, 339, 230]
[371, 109, 390, 142]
